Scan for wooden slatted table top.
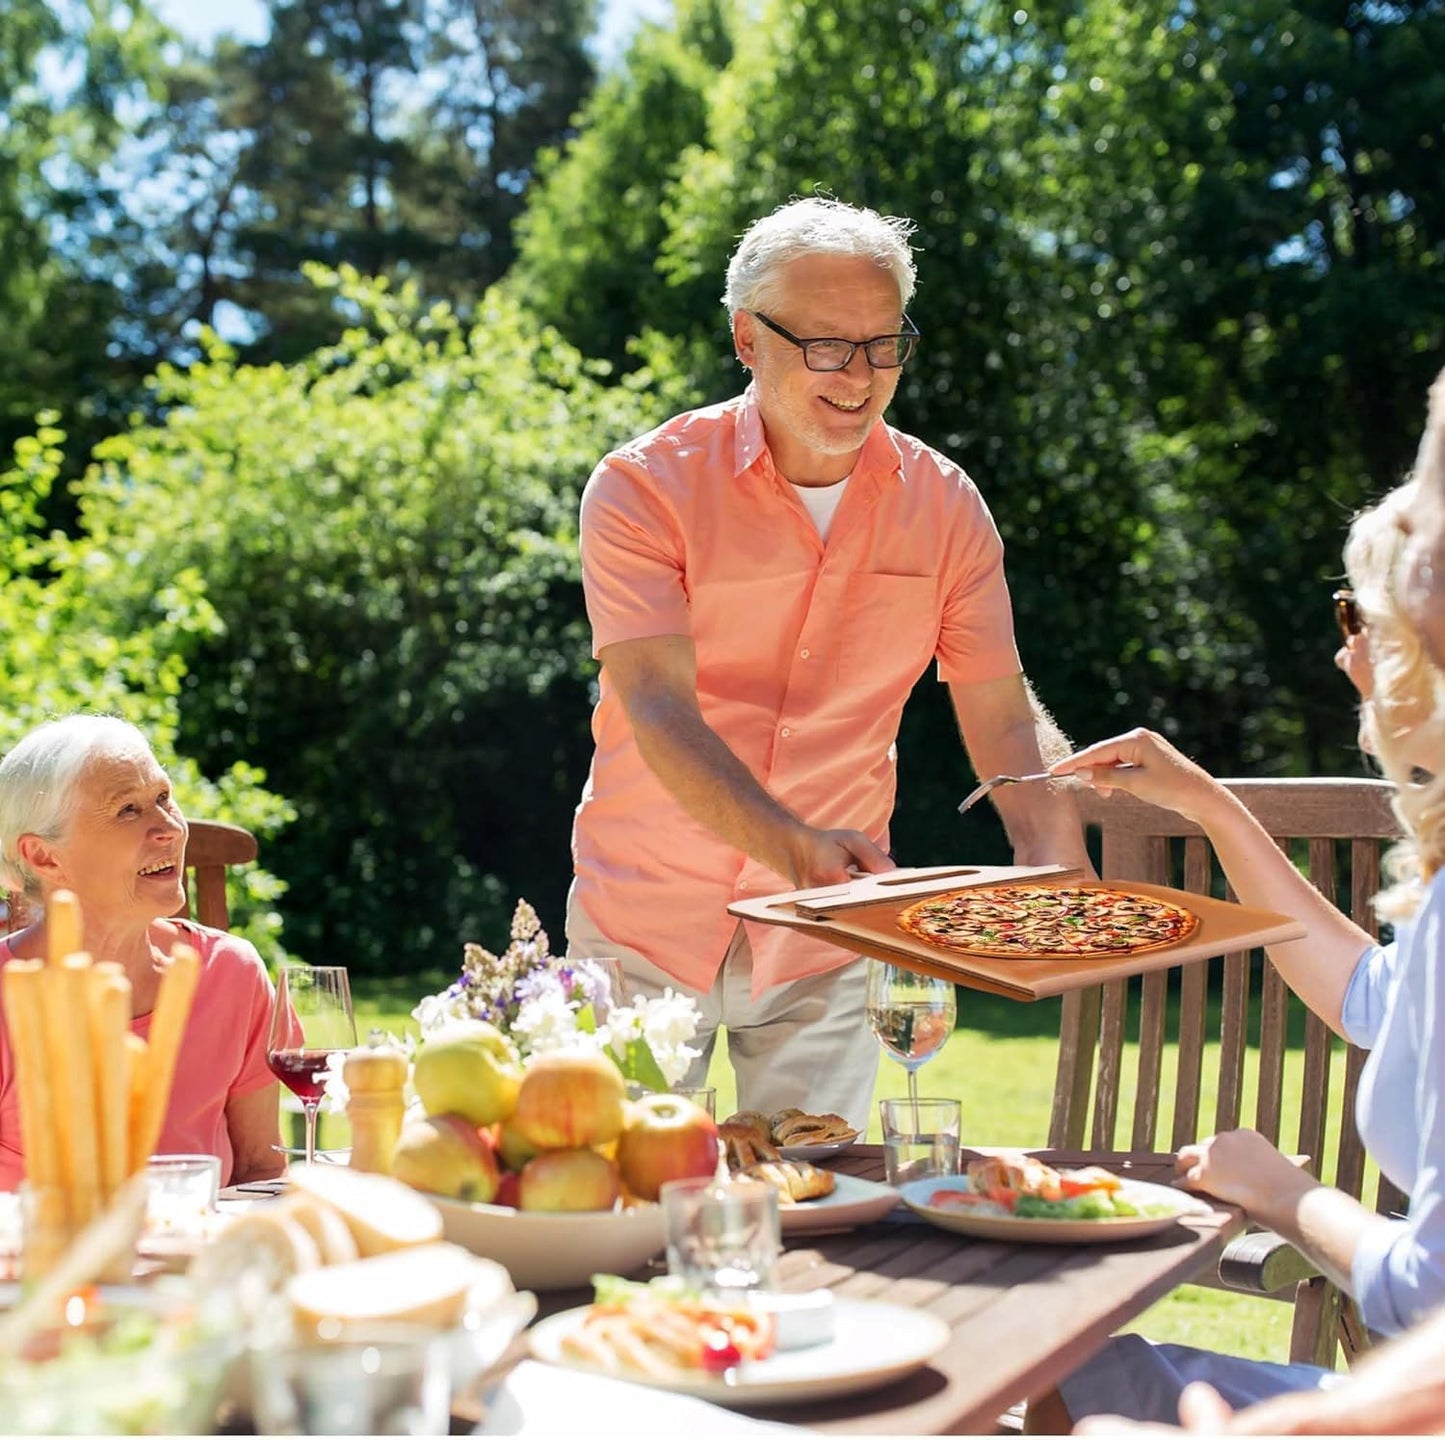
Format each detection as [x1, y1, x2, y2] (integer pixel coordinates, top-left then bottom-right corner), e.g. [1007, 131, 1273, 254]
[455, 1145, 1242, 1436]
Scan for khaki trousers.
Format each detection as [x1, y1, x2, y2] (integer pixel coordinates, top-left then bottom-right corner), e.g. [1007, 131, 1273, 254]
[565, 885, 879, 1133]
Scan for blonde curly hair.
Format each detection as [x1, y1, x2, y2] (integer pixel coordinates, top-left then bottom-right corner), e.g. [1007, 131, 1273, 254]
[1358, 373, 1445, 920]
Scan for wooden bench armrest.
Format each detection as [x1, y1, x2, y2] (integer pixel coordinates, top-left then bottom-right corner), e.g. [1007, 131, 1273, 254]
[1217, 1228, 1322, 1295]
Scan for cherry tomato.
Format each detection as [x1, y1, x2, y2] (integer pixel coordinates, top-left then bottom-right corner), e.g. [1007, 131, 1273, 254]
[701, 1329, 743, 1372]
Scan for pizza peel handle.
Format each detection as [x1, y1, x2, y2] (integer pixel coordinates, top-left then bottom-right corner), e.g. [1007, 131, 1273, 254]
[790, 863, 1083, 918]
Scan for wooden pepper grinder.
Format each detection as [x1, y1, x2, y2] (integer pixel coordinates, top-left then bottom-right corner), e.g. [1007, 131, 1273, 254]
[344, 1031, 409, 1175]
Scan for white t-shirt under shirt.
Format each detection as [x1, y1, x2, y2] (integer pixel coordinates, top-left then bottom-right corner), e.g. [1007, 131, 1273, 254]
[791, 475, 850, 540]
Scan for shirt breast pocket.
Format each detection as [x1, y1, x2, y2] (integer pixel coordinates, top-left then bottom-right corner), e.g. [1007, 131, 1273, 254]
[838, 573, 940, 697]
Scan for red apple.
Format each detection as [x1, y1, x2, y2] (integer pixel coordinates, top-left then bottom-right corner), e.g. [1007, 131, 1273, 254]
[512, 1051, 626, 1151]
[518, 1147, 621, 1212]
[616, 1093, 720, 1202]
[390, 1113, 501, 1203]
[494, 1171, 522, 1209]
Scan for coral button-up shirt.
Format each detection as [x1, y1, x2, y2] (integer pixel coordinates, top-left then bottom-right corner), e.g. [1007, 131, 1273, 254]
[571, 385, 1022, 996]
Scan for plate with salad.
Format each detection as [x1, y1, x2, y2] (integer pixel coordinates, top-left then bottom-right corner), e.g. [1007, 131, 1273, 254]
[528, 1274, 949, 1406]
[899, 1152, 1211, 1243]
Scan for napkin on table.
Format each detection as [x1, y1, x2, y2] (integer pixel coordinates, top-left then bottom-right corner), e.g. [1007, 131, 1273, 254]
[476, 1359, 799, 1436]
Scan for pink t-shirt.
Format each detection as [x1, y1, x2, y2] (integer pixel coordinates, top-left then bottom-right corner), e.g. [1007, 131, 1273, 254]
[0, 922, 276, 1190]
[573, 384, 1022, 995]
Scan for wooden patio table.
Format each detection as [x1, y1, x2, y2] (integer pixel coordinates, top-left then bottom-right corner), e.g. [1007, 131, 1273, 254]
[454, 1144, 1243, 1436]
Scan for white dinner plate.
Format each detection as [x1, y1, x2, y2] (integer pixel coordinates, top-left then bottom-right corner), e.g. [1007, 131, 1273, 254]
[900, 1175, 1212, 1243]
[528, 1295, 949, 1406]
[777, 1133, 860, 1162]
[778, 1172, 898, 1236]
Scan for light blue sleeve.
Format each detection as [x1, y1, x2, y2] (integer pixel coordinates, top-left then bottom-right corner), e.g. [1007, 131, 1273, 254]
[1338, 941, 1399, 1049]
[1352, 1176, 1445, 1336]
[1348, 886, 1445, 1334]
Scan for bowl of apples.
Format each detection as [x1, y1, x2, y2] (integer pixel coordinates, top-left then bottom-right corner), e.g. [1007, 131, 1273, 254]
[392, 1042, 721, 1291]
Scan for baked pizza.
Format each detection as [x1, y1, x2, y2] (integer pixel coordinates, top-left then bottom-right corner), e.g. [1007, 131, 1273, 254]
[896, 883, 1198, 960]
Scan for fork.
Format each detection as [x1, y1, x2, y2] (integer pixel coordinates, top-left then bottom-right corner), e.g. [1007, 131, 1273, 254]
[956, 771, 1055, 815]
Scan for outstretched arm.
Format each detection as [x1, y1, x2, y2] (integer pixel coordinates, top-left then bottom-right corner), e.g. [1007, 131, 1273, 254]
[601, 634, 893, 888]
[1050, 728, 1375, 1034]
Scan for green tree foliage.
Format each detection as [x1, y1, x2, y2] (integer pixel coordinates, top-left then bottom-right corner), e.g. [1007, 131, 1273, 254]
[508, 0, 731, 367]
[74, 270, 663, 972]
[0, 0, 170, 470]
[0, 420, 294, 958]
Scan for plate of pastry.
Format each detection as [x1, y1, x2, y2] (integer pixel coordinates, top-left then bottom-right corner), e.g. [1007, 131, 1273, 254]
[717, 1110, 889, 1233]
[720, 1108, 860, 1164]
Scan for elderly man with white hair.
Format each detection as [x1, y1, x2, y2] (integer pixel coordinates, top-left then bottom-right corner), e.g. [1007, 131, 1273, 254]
[565, 196, 1088, 1125]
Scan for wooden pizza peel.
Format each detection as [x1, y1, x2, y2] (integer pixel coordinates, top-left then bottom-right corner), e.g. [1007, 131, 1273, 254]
[727, 864, 1308, 1001]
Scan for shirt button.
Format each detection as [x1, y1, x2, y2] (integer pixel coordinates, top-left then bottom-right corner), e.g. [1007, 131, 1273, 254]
[781, 727, 792, 738]
[800, 647, 811, 659]
[738, 882, 750, 892]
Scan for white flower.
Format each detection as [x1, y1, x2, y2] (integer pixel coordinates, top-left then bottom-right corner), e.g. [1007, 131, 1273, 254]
[641, 988, 704, 1085]
[511, 986, 591, 1056]
[412, 991, 470, 1035]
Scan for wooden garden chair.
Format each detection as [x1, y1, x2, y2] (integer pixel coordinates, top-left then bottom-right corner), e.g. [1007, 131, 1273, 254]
[1052, 777, 1407, 1368]
[3, 818, 257, 933]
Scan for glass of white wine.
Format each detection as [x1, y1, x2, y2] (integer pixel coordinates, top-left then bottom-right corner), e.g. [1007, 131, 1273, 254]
[865, 959, 957, 1113]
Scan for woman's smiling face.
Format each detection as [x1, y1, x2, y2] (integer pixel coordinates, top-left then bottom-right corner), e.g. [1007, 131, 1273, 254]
[36, 746, 189, 920]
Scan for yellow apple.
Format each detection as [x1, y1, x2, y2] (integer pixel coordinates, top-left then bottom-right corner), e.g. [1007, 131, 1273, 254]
[412, 1022, 523, 1126]
[391, 1114, 501, 1203]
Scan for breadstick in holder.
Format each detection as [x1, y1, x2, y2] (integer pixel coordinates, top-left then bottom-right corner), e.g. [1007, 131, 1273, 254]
[46, 889, 83, 969]
[88, 963, 132, 1199]
[131, 942, 200, 1168]
[59, 955, 104, 1228]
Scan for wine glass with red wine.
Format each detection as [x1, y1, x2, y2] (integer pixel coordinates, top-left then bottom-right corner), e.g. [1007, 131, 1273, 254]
[267, 965, 357, 1167]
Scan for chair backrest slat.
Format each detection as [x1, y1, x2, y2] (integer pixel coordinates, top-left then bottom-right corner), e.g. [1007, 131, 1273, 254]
[1255, 960, 1289, 1145]
[1133, 968, 1169, 1150]
[1216, 942, 1250, 1133]
[1094, 979, 1129, 1148]
[1298, 1009, 1334, 1178]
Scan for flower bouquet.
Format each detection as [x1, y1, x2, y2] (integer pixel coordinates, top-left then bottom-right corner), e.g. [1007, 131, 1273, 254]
[326, 900, 702, 1112]
[413, 900, 701, 1090]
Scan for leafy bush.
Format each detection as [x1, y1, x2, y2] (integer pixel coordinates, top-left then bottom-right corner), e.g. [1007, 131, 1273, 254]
[73, 269, 664, 975]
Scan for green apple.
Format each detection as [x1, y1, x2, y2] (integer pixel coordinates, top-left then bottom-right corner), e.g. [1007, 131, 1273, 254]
[412, 1021, 523, 1126]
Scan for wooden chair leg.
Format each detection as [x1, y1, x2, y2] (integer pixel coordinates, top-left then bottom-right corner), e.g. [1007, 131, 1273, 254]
[1289, 1276, 1341, 1369]
[1339, 1297, 1376, 1369]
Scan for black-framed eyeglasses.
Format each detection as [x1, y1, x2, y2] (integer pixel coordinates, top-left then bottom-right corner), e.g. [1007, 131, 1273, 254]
[1333, 588, 1364, 643]
[749, 310, 920, 371]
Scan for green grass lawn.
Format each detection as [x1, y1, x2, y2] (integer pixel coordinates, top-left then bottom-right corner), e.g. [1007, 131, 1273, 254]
[344, 974, 1343, 1366]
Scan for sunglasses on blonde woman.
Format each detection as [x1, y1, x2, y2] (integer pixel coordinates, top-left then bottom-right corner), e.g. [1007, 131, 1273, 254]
[1333, 588, 1364, 643]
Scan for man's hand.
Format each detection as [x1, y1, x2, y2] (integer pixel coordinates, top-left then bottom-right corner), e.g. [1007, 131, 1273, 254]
[779, 824, 893, 889]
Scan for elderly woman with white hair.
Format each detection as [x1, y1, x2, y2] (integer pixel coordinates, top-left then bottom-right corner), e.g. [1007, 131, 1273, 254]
[0, 715, 283, 1189]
